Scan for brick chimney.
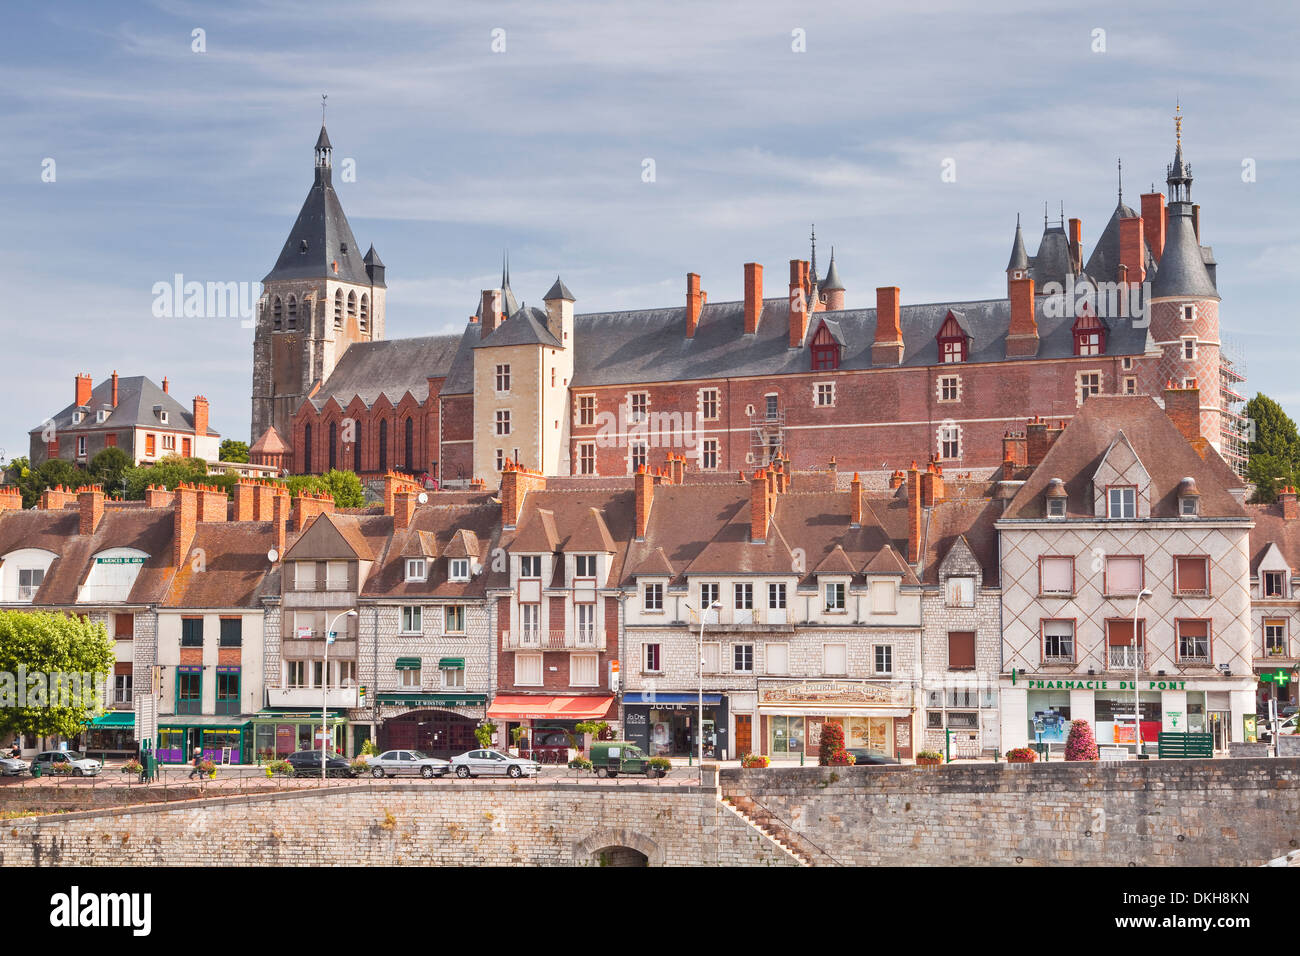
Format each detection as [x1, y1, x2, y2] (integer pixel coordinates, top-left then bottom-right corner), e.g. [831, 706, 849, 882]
[788, 261, 809, 348]
[39, 485, 76, 510]
[872, 286, 904, 366]
[75, 373, 93, 408]
[272, 487, 289, 558]
[751, 469, 771, 542]
[293, 492, 334, 533]
[111, 371, 119, 408]
[197, 484, 227, 522]
[667, 452, 686, 485]
[1002, 431, 1027, 467]
[1119, 216, 1145, 284]
[1005, 277, 1038, 357]
[173, 484, 199, 566]
[1141, 192, 1165, 262]
[233, 481, 256, 521]
[0, 486, 22, 514]
[1280, 486, 1299, 521]
[255, 482, 279, 521]
[480, 289, 504, 339]
[78, 486, 105, 535]
[686, 273, 707, 339]
[192, 396, 209, 438]
[827, 456, 837, 486]
[1026, 418, 1050, 467]
[394, 488, 418, 531]
[850, 472, 863, 527]
[922, 460, 945, 507]
[144, 484, 174, 508]
[888, 469, 904, 491]
[1068, 219, 1083, 274]
[634, 466, 654, 539]
[906, 463, 922, 564]
[162, 376, 169, 394]
[500, 461, 545, 529]
[383, 471, 421, 517]
[1163, 381, 1202, 447]
[743, 263, 763, 335]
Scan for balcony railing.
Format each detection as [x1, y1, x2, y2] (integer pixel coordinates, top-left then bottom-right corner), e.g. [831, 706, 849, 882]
[502, 628, 607, 651]
[1108, 647, 1145, 670]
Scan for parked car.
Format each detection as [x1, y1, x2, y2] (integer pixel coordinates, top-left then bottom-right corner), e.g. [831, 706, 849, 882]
[589, 741, 663, 777]
[31, 751, 102, 777]
[448, 749, 540, 778]
[366, 750, 450, 779]
[0, 755, 27, 776]
[285, 749, 356, 777]
[845, 749, 900, 766]
[1258, 715, 1298, 742]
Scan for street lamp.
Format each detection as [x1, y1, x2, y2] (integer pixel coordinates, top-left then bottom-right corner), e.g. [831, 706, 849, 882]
[685, 599, 722, 778]
[1131, 588, 1153, 757]
[323, 609, 358, 781]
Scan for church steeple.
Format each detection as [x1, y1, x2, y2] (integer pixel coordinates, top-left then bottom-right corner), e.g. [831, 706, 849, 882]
[1166, 102, 1192, 203]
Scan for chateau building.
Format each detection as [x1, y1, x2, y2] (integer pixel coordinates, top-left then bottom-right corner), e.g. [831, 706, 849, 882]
[251, 111, 1247, 484]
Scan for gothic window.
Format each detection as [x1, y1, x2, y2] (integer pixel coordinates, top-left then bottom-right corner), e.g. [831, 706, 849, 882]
[272, 297, 283, 331]
[328, 421, 337, 470]
[379, 419, 388, 472]
[404, 417, 415, 473]
[353, 420, 362, 473]
[286, 295, 297, 331]
[334, 290, 343, 329]
[360, 294, 369, 333]
[303, 423, 313, 473]
[347, 291, 358, 329]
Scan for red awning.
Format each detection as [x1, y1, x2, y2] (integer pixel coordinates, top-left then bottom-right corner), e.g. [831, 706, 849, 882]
[487, 694, 616, 721]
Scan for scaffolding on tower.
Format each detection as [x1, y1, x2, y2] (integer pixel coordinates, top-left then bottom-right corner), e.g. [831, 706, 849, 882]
[1219, 336, 1248, 478]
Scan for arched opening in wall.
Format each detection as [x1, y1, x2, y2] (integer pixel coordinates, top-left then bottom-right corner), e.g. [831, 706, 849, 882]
[591, 846, 649, 867]
[378, 419, 388, 472]
[286, 295, 298, 330]
[328, 421, 337, 471]
[302, 423, 313, 474]
[347, 291, 358, 332]
[404, 417, 414, 473]
[334, 290, 344, 330]
[352, 420, 362, 473]
[380, 709, 478, 759]
[360, 294, 369, 333]
[272, 296, 283, 331]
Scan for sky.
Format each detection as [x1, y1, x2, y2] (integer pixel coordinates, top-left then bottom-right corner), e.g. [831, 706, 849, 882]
[1, 0, 1297, 464]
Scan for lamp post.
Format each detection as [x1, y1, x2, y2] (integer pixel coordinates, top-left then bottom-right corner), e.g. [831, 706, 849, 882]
[323, 609, 358, 781]
[1131, 588, 1153, 756]
[685, 600, 722, 780]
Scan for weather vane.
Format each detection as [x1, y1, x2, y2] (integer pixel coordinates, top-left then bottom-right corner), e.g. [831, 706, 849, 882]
[321, 93, 328, 125]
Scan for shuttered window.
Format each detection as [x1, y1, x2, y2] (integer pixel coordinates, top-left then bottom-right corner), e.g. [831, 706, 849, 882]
[1105, 556, 1143, 594]
[948, 631, 976, 670]
[1175, 557, 1209, 594]
[1039, 557, 1073, 594]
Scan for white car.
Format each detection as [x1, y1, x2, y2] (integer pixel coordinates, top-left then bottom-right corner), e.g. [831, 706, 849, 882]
[448, 749, 540, 779]
[31, 750, 102, 777]
[365, 749, 450, 778]
[0, 755, 27, 776]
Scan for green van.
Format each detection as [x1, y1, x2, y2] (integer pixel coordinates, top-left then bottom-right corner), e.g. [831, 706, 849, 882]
[589, 741, 664, 778]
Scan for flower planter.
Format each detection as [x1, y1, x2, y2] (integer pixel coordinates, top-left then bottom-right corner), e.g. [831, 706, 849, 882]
[915, 757, 943, 767]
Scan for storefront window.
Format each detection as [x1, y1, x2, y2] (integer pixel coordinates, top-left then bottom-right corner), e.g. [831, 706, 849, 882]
[1094, 691, 1162, 744]
[1027, 691, 1071, 744]
[769, 715, 804, 754]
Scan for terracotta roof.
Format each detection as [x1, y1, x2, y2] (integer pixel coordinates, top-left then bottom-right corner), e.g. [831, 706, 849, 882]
[1246, 502, 1300, 573]
[813, 544, 857, 575]
[165, 521, 276, 608]
[363, 504, 500, 600]
[568, 507, 617, 553]
[443, 528, 481, 559]
[250, 426, 288, 455]
[629, 547, 675, 577]
[512, 508, 561, 554]
[503, 487, 636, 586]
[921, 499, 1002, 588]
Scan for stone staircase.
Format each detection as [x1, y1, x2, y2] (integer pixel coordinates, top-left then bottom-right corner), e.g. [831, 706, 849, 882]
[721, 794, 834, 866]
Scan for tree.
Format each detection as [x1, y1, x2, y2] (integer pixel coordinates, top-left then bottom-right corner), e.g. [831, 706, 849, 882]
[3, 456, 30, 488]
[122, 455, 209, 499]
[285, 470, 366, 508]
[1244, 394, 1300, 503]
[89, 447, 132, 495]
[0, 611, 116, 741]
[19, 458, 84, 508]
[219, 439, 250, 463]
[1065, 719, 1099, 761]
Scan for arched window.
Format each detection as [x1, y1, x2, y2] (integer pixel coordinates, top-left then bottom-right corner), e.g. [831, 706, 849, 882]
[334, 289, 343, 330]
[353, 420, 362, 473]
[360, 294, 369, 333]
[378, 419, 388, 472]
[286, 295, 297, 330]
[328, 421, 338, 471]
[347, 291, 358, 331]
[272, 296, 283, 331]
[302, 423, 313, 474]
[404, 417, 415, 473]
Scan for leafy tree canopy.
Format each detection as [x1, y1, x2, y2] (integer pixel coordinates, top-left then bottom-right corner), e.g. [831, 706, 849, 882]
[219, 439, 250, 463]
[89, 447, 132, 495]
[0, 611, 116, 740]
[1244, 394, 1300, 503]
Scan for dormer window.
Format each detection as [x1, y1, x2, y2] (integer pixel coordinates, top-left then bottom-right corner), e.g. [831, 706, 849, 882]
[1106, 486, 1136, 519]
[160, 411, 169, 425]
[96, 409, 109, 423]
[72, 411, 84, 424]
[824, 582, 846, 613]
[1072, 307, 1106, 356]
[1047, 498, 1067, 518]
[1264, 571, 1286, 598]
[574, 555, 596, 578]
[449, 558, 470, 582]
[937, 310, 970, 364]
[810, 322, 841, 371]
[1180, 496, 1199, 517]
[519, 555, 541, 578]
[405, 558, 426, 582]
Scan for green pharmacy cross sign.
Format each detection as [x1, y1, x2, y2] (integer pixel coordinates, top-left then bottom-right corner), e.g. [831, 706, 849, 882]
[1260, 670, 1292, 686]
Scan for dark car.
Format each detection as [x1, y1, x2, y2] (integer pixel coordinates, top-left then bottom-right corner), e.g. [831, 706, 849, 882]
[285, 749, 356, 777]
[845, 749, 899, 766]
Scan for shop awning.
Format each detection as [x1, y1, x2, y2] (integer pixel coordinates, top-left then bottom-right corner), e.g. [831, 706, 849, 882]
[375, 693, 486, 708]
[487, 694, 616, 721]
[86, 711, 135, 728]
[394, 657, 421, 670]
[250, 710, 348, 724]
[158, 716, 252, 728]
[438, 657, 466, 669]
[622, 692, 724, 705]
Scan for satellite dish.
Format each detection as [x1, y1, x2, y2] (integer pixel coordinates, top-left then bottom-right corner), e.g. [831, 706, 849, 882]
[267, 548, 279, 563]
[417, 492, 428, 504]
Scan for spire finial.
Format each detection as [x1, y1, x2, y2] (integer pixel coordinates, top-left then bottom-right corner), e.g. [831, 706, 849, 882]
[321, 92, 327, 126]
[1044, 201, 1048, 227]
[809, 224, 818, 281]
[1117, 157, 1123, 204]
[1174, 99, 1182, 145]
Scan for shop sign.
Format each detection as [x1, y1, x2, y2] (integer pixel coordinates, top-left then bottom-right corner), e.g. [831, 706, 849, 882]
[96, 557, 145, 565]
[1017, 678, 1187, 691]
[759, 680, 908, 707]
[624, 711, 648, 726]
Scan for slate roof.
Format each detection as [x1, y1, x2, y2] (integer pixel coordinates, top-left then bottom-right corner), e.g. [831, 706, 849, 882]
[473, 307, 562, 350]
[1029, 225, 1075, 288]
[307, 334, 463, 410]
[1246, 503, 1300, 574]
[31, 375, 217, 438]
[1001, 395, 1246, 520]
[821, 254, 844, 292]
[1083, 201, 1158, 283]
[1151, 202, 1219, 300]
[544, 276, 576, 302]
[363, 503, 500, 600]
[1006, 221, 1029, 272]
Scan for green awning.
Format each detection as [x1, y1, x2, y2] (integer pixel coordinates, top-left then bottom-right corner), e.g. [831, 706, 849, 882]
[395, 657, 421, 670]
[376, 692, 486, 708]
[87, 711, 135, 728]
[438, 657, 466, 669]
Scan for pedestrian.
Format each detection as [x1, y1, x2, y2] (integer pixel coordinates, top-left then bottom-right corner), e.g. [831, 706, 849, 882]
[188, 747, 203, 780]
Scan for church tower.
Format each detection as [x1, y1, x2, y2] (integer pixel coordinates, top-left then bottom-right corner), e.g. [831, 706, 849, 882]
[1148, 106, 1223, 453]
[250, 122, 387, 470]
